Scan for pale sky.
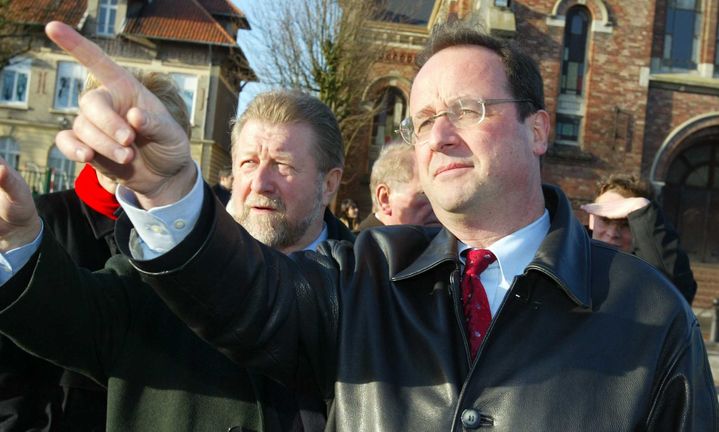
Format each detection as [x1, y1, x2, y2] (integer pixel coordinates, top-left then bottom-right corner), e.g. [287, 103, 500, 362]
[232, 0, 271, 114]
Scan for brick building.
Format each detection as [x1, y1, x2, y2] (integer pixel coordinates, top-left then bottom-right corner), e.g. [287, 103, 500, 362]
[0, 0, 255, 192]
[342, 0, 719, 309]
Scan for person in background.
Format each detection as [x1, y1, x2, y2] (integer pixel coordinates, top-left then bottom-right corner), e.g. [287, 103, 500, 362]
[211, 166, 232, 206]
[338, 198, 359, 232]
[0, 21, 715, 431]
[581, 173, 697, 304]
[357, 141, 438, 231]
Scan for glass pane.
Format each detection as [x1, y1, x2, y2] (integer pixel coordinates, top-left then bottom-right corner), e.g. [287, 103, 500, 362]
[566, 63, 579, 92]
[670, 10, 696, 68]
[375, 0, 435, 25]
[15, 73, 27, 101]
[684, 144, 711, 165]
[571, 13, 585, 34]
[71, 78, 83, 107]
[2, 71, 15, 101]
[666, 158, 689, 184]
[108, 10, 116, 34]
[686, 165, 709, 187]
[676, 0, 696, 10]
[98, 8, 107, 33]
[56, 77, 69, 107]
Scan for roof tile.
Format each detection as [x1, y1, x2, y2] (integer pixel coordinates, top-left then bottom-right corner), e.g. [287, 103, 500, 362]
[124, 0, 238, 46]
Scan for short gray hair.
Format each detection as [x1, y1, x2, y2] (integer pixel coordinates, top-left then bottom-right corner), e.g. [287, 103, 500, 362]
[232, 90, 344, 174]
[369, 141, 416, 211]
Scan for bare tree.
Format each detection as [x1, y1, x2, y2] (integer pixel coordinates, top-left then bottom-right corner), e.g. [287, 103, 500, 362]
[246, 0, 388, 155]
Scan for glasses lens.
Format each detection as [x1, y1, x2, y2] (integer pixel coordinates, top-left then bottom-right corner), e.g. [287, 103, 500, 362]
[399, 117, 414, 144]
[453, 99, 485, 128]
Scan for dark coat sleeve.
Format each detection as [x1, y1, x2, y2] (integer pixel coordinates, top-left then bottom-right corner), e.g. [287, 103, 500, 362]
[628, 201, 698, 304]
[0, 231, 140, 386]
[122, 184, 347, 396]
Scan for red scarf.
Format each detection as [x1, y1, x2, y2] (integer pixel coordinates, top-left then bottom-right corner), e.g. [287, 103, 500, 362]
[74, 165, 120, 220]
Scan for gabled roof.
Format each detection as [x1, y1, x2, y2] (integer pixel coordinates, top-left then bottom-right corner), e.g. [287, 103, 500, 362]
[4, 0, 87, 27]
[124, 0, 240, 47]
[197, 0, 243, 18]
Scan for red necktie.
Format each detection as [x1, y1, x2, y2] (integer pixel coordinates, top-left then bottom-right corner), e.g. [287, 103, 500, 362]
[461, 249, 496, 360]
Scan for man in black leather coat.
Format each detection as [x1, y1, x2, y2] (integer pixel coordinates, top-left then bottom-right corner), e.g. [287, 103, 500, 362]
[0, 21, 716, 431]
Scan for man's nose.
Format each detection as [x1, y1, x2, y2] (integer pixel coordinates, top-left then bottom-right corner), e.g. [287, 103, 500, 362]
[426, 115, 461, 152]
[605, 223, 621, 239]
[250, 163, 275, 194]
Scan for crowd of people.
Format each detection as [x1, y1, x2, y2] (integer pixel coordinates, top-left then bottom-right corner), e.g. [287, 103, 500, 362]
[0, 19, 715, 432]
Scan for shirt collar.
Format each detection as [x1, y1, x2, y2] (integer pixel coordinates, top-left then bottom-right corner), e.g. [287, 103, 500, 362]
[458, 210, 550, 282]
[304, 223, 329, 251]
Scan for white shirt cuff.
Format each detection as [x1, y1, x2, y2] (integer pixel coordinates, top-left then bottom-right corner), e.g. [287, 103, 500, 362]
[0, 222, 44, 286]
[116, 161, 204, 260]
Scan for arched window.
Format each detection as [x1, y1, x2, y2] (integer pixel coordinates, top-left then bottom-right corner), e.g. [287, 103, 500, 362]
[47, 146, 75, 192]
[0, 137, 20, 169]
[369, 87, 406, 168]
[663, 139, 719, 263]
[560, 7, 590, 96]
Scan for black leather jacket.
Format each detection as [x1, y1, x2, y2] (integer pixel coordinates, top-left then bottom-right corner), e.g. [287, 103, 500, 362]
[129, 184, 718, 431]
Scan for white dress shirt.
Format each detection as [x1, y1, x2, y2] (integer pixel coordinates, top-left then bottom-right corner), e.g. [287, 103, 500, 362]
[458, 210, 550, 316]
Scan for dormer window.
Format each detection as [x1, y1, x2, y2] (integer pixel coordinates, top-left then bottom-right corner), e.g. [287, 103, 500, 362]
[97, 0, 118, 36]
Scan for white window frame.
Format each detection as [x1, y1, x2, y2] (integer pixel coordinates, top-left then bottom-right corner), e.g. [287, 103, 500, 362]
[170, 73, 198, 124]
[0, 59, 31, 106]
[97, 0, 118, 36]
[0, 137, 20, 169]
[54, 61, 87, 110]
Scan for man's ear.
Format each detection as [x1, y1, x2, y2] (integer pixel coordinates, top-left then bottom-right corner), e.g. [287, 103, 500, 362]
[530, 110, 550, 157]
[376, 183, 392, 216]
[321, 168, 343, 206]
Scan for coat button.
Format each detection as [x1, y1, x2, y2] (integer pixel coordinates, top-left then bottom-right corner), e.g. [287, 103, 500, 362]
[461, 408, 482, 429]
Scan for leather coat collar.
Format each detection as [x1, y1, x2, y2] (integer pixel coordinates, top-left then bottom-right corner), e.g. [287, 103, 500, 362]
[393, 184, 592, 309]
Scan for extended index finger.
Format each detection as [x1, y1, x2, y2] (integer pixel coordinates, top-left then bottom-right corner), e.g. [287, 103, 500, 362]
[45, 21, 132, 88]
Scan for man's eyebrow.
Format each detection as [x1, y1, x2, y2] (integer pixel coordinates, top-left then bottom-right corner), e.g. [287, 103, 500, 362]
[413, 105, 437, 118]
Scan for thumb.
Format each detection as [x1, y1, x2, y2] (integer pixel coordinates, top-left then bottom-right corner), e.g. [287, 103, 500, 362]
[0, 158, 33, 207]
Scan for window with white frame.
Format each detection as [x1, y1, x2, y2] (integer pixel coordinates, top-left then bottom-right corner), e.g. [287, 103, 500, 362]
[0, 137, 20, 169]
[47, 146, 75, 192]
[97, 0, 118, 36]
[0, 59, 30, 106]
[170, 73, 197, 122]
[54, 62, 87, 110]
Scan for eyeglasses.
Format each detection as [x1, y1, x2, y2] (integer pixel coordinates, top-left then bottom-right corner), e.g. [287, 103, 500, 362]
[398, 98, 533, 145]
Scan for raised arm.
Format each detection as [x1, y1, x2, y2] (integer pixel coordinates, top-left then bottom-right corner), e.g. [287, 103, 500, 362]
[45, 21, 196, 209]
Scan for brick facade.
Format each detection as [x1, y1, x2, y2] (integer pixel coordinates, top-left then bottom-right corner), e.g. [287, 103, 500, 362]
[343, 0, 719, 308]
